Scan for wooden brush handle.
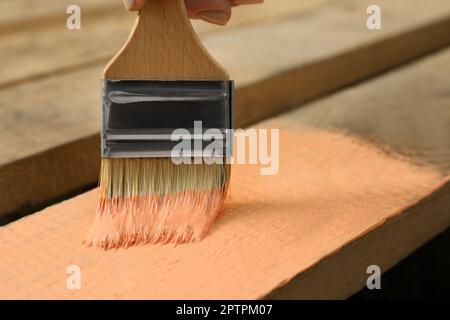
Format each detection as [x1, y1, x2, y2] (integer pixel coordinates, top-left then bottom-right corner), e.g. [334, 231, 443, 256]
[103, 0, 229, 81]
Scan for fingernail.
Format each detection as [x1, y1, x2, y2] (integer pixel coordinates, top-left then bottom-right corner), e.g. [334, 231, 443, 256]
[233, 0, 264, 5]
[197, 11, 229, 25]
[124, 0, 134, 9]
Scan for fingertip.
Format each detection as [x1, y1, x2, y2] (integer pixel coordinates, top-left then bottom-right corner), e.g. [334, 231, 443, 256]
[186, 0, 232, 25]
[196, 11, 230, 25]
[123, 0, 146, 11]
[232, 0, 264, 5]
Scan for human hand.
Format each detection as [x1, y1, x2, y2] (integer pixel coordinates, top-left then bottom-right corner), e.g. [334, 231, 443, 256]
[123, 0, 263, 25]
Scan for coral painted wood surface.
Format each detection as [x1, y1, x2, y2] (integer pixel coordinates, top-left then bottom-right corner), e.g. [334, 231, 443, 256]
[0, 128, 444, 299]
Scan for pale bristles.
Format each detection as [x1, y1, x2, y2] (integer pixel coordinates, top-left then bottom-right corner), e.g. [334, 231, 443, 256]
[99, 158, 230, 199]
[87, 158, 231, 249]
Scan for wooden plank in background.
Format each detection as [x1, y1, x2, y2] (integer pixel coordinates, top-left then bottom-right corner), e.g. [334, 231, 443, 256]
[0, 0, 331, 36]
[1, 48, 450, 299]
[1, 0, 449, 217]
[0, 0, 333, 88]
[263, 50, 450, 175]
[0, 0, 122, 35]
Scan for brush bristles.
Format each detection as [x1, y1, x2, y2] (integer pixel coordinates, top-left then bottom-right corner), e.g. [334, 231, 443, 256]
[86, 158, 230, 249]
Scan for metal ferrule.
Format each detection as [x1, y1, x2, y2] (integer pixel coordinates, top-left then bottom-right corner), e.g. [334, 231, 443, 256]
[101, 80, 233, 158]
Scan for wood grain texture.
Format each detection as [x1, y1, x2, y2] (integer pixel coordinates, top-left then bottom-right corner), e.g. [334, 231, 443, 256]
[263, 49, 450, 175]
[0, 0, 122, 36]
[104, 0, 228, 80]
[0, 0, 330, 36]
[0, 135, 100, 224]
[0, 129, 444, 299]
[1, 0, 450, 216]
[0, 0, 332, 87]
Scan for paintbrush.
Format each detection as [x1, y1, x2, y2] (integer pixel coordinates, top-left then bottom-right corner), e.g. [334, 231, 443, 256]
[86, 0, 233, 249]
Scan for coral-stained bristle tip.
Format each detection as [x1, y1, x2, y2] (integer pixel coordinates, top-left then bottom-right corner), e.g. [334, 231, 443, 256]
[86, 158, 230, 249]
[86, 189, 228, 249]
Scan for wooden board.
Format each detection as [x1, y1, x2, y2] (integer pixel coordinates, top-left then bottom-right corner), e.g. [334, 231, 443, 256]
[0, 0, 122, 35]
[0, 0, 333, 88]
[0, 0, 331, 36]
[0, 48, 449, 300]
[1, 0, 450, 218]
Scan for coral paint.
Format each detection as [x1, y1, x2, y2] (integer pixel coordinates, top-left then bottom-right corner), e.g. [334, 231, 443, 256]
[87, 188, 228, 248]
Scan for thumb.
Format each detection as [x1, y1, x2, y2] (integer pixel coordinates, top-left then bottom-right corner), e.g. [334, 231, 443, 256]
[123, 0, 233, 26]
[185, 0, 232, 25]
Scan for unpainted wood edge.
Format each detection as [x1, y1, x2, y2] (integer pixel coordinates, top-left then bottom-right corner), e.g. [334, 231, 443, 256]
[0, 57, 108, 91]
[264, 178, 450, 300]
[0, 134, 100, 221]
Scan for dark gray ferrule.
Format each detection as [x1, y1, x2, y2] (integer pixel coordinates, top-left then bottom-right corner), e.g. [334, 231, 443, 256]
[101, 80, 233, 158]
